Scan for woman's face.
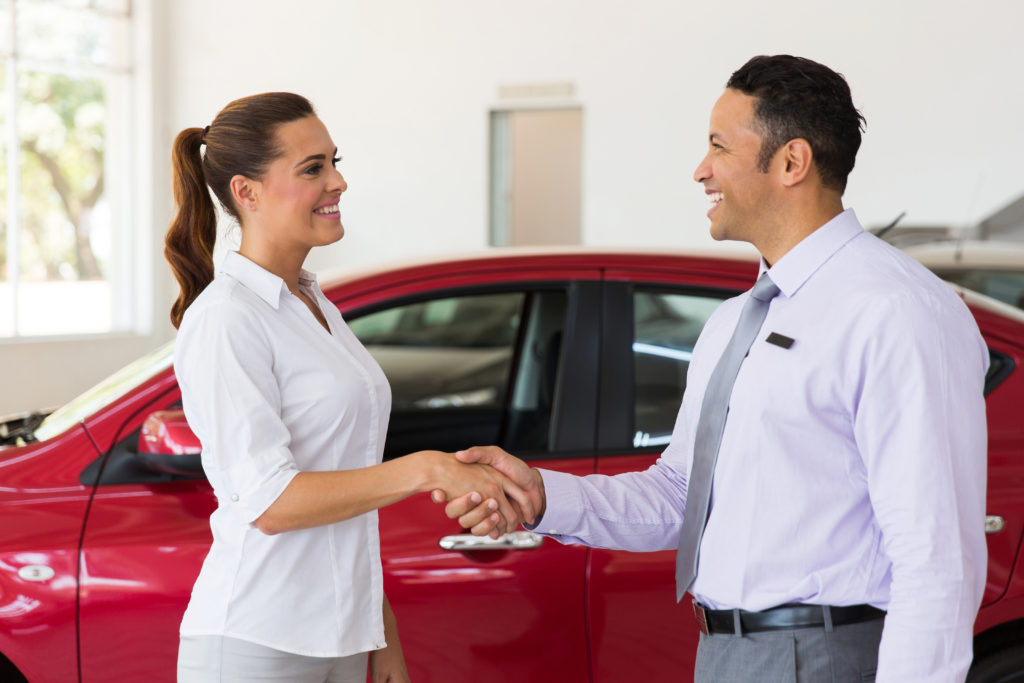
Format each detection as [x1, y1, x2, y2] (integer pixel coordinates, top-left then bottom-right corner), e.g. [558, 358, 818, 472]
[246, 115, 348, 252]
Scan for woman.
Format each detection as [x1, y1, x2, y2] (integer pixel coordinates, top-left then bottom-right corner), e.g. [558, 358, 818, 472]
[166, 92, 529, 683]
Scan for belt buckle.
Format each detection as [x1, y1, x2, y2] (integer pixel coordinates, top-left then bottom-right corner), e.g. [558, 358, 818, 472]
[692, 600, 709, 635]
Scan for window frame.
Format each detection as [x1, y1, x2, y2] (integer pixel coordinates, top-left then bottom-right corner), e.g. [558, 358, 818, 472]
[343, 279, 603, 460]
[597, 280, 739, 454]
[0, 0, 142, 341]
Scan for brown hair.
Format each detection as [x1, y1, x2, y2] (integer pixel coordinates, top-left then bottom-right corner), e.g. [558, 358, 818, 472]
[164, 92, 316, 328]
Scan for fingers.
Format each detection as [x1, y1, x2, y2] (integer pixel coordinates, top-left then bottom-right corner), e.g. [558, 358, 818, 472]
[455, 447, 542, 524]
[500, 477, 536, 524]
[457, 446, 534, 492]
[466, 501, 503, 538]
[433, 451, 535, 535]
[447, 495, 494, 523]
[443, 490, 508, 536]
[486, 483, 520, 536]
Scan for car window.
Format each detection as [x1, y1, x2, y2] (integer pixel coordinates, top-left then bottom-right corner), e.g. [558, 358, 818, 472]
[632, 289, 723, 448]
[348, 289, 567, 457]
[932, 269, 1024, 310]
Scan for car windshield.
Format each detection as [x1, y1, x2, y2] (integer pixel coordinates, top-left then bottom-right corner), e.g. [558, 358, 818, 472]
[32, 341, 175, 442]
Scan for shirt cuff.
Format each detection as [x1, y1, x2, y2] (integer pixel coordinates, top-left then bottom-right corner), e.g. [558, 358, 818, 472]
[525, 468, 583, 536]
[221, 461, 299, 524]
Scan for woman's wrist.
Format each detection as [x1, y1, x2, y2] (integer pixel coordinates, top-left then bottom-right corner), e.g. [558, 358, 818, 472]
[409, 450, 447, 496]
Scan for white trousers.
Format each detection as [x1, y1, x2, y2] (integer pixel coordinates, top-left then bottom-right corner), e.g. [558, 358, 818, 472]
[177, 635, 369, 683]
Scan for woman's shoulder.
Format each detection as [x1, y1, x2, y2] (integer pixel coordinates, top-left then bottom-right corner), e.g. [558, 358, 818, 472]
[177, 277, 273, 348]
[182, 276, 262, 324]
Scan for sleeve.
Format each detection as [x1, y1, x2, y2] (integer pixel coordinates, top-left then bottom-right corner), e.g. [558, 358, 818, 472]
[174, 299, 300, 524]
[853, 291, 989, 682]
[529, 457, 688, 551]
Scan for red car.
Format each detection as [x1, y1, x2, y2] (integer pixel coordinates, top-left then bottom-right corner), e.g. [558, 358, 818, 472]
[1, 250, 1022, 682]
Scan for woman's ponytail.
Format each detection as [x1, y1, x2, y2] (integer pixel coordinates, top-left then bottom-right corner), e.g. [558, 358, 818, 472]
[165, 127, 217, 329]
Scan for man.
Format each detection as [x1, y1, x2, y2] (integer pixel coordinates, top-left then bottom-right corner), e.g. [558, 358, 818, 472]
[438, 55, 989, 682]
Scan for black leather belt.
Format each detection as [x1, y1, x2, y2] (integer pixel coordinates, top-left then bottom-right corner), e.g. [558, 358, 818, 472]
[693, 600, 885, 636]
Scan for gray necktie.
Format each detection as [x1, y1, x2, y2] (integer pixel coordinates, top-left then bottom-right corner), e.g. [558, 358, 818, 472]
[675, 273, 781, 600]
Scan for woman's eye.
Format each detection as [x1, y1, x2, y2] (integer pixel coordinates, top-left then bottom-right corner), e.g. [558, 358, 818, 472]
[305, 164, 322, 175]
[331, 156, 341, 167]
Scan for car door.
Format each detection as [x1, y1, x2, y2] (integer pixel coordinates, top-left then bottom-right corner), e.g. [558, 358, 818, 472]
[587, 274, 741, 682]
[77, 375, 215, 683]
[342, 274, 601, 682]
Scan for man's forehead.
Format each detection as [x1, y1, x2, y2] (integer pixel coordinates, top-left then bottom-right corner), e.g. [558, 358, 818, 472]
[708, 89, 758, 137]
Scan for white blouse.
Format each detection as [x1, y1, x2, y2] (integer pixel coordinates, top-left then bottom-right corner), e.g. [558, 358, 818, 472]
[174, 251, 392, 657]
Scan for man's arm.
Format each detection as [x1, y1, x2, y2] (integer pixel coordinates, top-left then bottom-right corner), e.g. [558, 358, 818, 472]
[857, 292, 988, 682]
[437, 445, 690, 552]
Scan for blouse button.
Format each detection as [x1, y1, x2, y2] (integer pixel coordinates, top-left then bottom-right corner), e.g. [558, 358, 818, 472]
[231, 494, 239, 502]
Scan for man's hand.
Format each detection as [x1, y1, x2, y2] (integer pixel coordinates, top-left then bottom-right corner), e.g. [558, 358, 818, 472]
[431, 446, 546, 536]
[420, 450, 536, 538]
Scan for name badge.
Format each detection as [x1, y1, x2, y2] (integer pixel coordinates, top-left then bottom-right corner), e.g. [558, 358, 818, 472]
[765, 332, 795, 349]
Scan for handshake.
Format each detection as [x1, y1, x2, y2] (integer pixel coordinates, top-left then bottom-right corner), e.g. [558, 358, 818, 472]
[422, 446, 546, 539]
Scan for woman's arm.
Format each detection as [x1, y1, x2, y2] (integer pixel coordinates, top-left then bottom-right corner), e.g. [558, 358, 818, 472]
[252, 450, 533, 535]
[369, 593, 410, 683]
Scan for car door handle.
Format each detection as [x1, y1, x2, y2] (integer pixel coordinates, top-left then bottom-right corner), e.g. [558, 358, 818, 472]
[986, 515, 1005, 534]
[439, 530, 545, 551]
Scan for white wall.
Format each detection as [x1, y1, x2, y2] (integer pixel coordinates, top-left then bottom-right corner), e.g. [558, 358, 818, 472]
[162, 0, 1024, 269]
[4, 0, 1023, 416]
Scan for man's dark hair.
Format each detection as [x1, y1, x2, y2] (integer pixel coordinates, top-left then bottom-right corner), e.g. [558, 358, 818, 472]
[727, 55, 866, 193]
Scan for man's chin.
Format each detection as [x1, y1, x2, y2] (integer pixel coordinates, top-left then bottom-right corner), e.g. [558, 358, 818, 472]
[708, 221, 729, 242]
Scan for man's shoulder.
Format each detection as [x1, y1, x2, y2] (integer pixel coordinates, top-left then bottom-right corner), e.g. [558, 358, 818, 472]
[832, 232, 963, 307]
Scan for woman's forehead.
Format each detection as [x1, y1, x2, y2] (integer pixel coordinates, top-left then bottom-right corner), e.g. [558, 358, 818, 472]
[274, 116, 335, 158]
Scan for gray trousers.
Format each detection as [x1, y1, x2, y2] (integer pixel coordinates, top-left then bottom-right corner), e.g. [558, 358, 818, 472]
[177, 635, 369, 683]
[694, 617, 884, 682]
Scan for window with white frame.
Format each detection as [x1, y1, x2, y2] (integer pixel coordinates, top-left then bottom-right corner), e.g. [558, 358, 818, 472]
[0, 0, 134, 338]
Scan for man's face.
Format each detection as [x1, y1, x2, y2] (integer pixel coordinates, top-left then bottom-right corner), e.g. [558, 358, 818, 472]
[692, 89, 776, 245]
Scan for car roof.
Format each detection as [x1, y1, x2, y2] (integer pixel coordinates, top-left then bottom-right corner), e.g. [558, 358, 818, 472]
[957, 284, 1024, 324]
[317, 245, 761, 289]
[315, 245, 1024, 326]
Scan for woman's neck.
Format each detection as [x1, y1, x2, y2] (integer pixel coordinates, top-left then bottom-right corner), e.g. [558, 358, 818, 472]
[238, 238, 311, 294]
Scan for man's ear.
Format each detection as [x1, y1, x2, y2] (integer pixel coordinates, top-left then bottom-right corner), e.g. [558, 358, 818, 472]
[230, 174, 260, 212]
[779, 138, 813, 187]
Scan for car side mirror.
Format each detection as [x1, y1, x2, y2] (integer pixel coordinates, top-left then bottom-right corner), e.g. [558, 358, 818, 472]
[136, 409, 204, 477]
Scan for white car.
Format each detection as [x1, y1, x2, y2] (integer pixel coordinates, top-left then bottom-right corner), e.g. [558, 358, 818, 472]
[904, 240, 1024, 310]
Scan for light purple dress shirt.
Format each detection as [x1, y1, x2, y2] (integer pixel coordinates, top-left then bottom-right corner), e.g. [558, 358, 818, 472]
[533, 210, 989, 682]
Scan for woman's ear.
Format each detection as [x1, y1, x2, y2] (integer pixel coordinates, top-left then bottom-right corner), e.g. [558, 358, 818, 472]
[230, 174, 260, 212]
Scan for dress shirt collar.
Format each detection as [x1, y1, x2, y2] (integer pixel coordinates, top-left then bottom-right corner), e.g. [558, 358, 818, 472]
[759, 208, 864, 298]
[220, 250, 320, 309]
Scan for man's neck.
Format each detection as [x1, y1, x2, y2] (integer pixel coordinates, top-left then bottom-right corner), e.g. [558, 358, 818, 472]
[757, 196, 845, 266]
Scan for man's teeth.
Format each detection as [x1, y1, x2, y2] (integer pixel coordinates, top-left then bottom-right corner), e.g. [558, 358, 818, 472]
[709, 192, 723, 204]
[314, 204, 339, 215]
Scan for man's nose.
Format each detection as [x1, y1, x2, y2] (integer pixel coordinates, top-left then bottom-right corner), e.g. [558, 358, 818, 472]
[693, 154, 711, 183]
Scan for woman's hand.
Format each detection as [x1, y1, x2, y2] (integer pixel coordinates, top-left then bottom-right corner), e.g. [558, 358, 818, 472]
[431, 446, 546, 537]
[370, 594, 410, 683]
[414, 450, 535, 538]
[369, 645, 410, 683]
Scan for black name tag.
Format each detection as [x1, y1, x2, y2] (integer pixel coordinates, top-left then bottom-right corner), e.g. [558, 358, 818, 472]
[765, 332, 795, 349]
